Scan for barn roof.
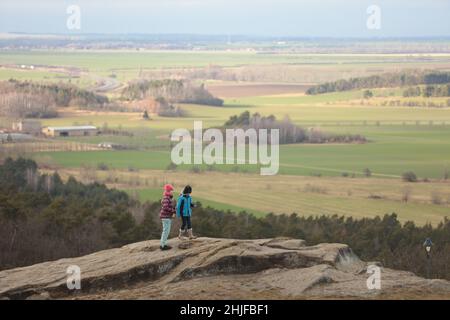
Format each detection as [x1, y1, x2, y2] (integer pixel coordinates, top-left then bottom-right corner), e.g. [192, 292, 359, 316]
[46, 126, 97, 131]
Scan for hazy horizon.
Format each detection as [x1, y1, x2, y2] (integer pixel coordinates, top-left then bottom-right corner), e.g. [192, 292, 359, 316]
[1, 0, 449, 38]
[2, 32, 450, 40]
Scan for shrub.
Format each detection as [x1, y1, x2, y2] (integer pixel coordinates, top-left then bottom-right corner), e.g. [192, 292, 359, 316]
[402, 171, 418, 182]
[191, 166, 202, 174]
[303, 184, 328, 194]
[127, 165, 139, 172]
[443, 170, 449, 180]
[97, 162, 109, 171]
[363, 90, 373, 99]
[430, 191, 443, 205]
[166, 162, 178, 171]
[231, 166, 240, 173]
[402, 187, 412, 203]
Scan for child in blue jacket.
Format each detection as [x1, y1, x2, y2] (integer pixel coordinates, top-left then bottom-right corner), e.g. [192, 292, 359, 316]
[176, 185, 197, 239]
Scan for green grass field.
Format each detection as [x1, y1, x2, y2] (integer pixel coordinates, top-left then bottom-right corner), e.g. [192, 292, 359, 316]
[2, 50, 450, 83]
[0, 68, 65, 81]
[37, 122, 450, 180]
[3, 51, 450, 71]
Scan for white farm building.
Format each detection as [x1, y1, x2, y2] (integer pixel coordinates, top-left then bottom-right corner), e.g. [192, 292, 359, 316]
[42, 126, 98, 137]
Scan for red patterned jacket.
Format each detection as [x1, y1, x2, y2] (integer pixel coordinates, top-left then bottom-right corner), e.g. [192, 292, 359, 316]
[160, 193, 175, 219]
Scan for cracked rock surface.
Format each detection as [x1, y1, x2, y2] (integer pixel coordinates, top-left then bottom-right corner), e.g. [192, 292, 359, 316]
[0, 237, 449, 300]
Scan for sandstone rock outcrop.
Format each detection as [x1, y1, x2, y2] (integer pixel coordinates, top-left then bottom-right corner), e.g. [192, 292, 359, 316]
[0, 237, 449, 300]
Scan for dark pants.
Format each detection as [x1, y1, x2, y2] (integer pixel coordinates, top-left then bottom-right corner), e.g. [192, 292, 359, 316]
[181, 216, 192, 230]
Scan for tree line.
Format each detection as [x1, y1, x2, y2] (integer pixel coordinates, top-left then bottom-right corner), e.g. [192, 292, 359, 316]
[0, 157, 159, 270]
[306, 71, 450, 95]
[403, 84, 450, 98]
[0, 158, 448, 280]
[121, 79, 224, 106]
[0, 79, 108, 118]
[153, 97, 185, 117]
[369, 99, 450, 108]
[224, 111, 366, 144]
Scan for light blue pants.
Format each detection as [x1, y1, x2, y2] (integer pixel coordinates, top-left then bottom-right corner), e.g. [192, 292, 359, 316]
[160, 219, 172, 247]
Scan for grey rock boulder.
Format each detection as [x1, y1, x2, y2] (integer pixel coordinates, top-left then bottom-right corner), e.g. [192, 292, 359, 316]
[0, 237, 448, 300]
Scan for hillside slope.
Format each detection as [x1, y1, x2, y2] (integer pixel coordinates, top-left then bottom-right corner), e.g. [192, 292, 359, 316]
[0, 238, 449, 300]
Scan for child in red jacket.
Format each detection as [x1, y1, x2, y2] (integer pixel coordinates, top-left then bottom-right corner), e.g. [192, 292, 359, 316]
[160, 184, 176, 250]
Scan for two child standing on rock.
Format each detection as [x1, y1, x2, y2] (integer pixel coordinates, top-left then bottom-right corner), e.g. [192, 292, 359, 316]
[159, 184, 197, 251]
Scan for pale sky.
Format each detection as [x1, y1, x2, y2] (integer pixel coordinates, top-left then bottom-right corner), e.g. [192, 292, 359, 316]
[0, 0, 449, 37]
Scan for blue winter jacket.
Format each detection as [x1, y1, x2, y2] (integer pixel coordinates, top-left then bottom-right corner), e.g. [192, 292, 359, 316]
[176, 194, 193, 217]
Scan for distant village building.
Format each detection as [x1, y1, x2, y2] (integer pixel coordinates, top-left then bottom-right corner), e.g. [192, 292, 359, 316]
[42, 126, 98, 137]
[98, 142, 114, 149]
[97, 142, 127, 150]
[12, 120, 42, 134]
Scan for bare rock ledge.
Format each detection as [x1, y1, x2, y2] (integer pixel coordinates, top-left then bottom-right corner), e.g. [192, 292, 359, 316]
[0, 237, 449, 300]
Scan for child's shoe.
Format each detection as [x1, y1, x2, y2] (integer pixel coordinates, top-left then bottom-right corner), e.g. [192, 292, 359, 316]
[187, 229, 197, 239]
[178, 229, 186, 240]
